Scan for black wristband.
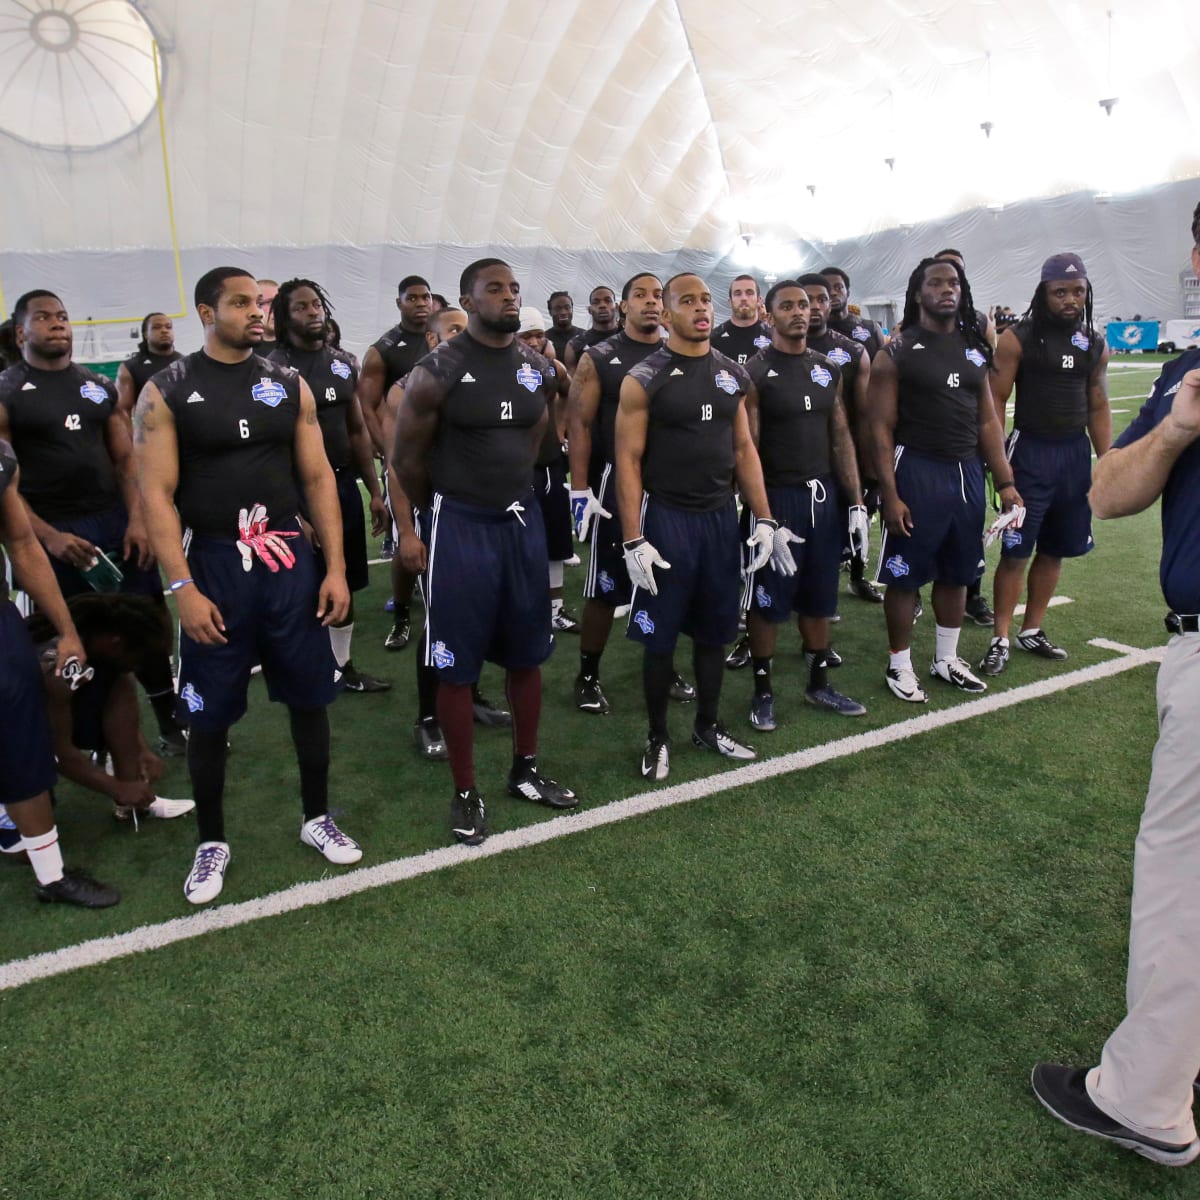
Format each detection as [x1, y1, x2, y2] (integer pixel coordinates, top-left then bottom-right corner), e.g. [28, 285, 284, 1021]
[994, 480, 1015, 492]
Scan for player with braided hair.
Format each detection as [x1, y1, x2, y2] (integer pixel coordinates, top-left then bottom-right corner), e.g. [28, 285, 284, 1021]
[869, 256, 1022, 703]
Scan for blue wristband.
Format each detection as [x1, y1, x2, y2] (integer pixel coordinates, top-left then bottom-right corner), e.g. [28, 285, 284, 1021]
[168, 577, 193, 593]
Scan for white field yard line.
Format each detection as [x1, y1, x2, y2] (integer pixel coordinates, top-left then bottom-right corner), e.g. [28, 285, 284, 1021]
[0, 639, 1165, 993]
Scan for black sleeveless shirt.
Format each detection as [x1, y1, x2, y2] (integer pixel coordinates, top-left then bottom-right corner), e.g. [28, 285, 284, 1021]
[1012, 321, 1103, 438]
[269, 345, 358, 470]
[124, 350, 184, 396]
[585, 331, 663, 468]
[712, 319, 773, 366]
[0, 361, 120, 520]
[747, 347, 840, 485]
[157, 351, 303, 537]
[629, 347, 750, 511]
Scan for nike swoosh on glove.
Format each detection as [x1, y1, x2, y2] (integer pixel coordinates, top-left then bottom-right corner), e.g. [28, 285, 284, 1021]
[623, 537, 670, 596]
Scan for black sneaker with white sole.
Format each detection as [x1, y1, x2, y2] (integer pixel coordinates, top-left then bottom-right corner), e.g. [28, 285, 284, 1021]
[640, 734, 671, 781]
[1031, 1063, 1200, 1167]
[930, 656, 987, 693]
[805, 685, 866, 716]
[574, 673, 610, 714]
[339, 661, 392, 693]
[35, 868, 121, 908]
[749, 693, 776, 731]
[668, 672, 696, 703]
[450, 789, 488, 846]
[725, 636, 751, 670]
[979, 638, 1010, 676]
[849, 577, 884, 603]
[692, 721, 756, 760]
[1017, 629, 1068, 660]
[413, 716, 448, 761]
[506, 768, 578, 809]
[965, 593, 995, 626]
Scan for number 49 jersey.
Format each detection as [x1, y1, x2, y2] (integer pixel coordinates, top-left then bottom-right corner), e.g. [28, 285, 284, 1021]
[629, 346, 750, 512]
[420, 332, 552, 510]
[157, 351, 302, 537]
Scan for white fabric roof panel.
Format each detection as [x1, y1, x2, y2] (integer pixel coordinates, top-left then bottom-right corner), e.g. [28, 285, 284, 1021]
[3, 0, 1198, 258]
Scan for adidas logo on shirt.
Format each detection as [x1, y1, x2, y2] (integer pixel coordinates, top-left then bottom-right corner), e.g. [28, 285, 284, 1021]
[461, 372, 476, 383]
[767, 369, 779, 377]
[670, 368, 685, 377]
[610, 357, 622, 365]
[20, 381, 36, 391]
[912, 342, 925, 349]
[186, 391, 205, 404]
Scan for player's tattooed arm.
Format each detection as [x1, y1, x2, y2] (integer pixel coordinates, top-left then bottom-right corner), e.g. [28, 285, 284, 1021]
[132, 390, 158, 444]
[565, 351, 600, 489]
[614, 374, 650, 542]
[395, 365, 443, 511]
[1088, 344, 1113, 457]
[989, 329, 1021, 427]
[830, 383, 863, 502]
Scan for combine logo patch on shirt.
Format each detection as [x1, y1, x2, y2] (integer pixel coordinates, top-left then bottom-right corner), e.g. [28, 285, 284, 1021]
[79, 381, 108, 404]
[851, 327, 871, 342]
[884, 554, 910, 578]
[753, 335, 771, 350]
[431, 640, 456, 669]
[1070, 330, 1090, 351]
[516, 364, 543, 392]
[714, 369, 739, 395]
[826, 347, 851, 366]
[965, 348, 987, 367]
[181, 683, 205, 713]
[598, 570, 615, 594]
[633, 610, 655, 635]
[331, 360, 352, 380]
[810, 365, 832, 387]
[754, 584, 772, 609]
[252, 378, 287, 408]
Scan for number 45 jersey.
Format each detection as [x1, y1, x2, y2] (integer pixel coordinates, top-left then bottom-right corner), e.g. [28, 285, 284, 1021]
[420, 332, 553, 510]
[156, 351, 303, 537]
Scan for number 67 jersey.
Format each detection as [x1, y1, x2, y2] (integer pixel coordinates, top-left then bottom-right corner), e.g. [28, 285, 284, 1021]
[156, 352, 303, 537]
[420, 333, 553, 510]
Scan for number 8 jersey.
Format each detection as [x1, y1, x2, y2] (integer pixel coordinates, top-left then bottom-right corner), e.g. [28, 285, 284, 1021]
[157, 351, 302, 537]
[419, 332, 552, 510]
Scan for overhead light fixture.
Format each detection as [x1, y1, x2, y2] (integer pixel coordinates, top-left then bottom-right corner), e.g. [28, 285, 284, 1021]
[1099, 97, 1118, 116]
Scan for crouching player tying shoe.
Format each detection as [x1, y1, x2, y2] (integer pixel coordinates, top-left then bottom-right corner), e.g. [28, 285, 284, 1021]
[744, 280, 868, 730]
[135, 267, 361, 905]
[869, 257, 1022, 702]
[616, 272, 798, 780]
[395, 258, 578, 845]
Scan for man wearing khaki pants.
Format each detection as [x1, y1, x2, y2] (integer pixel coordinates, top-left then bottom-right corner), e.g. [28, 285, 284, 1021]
[1031, 199, 1200, 1168]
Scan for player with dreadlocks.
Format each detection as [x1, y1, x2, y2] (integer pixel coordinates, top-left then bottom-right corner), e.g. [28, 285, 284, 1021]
[868, 256, 1022, 702]
[26, 593, 195, 825]
[980, 253, 1110, 676]
[116, 313, 183, 418]
[269, 278, 390, 693]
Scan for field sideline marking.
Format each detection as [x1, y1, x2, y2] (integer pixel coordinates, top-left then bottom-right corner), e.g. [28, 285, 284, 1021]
[0, 640, 1165, 993]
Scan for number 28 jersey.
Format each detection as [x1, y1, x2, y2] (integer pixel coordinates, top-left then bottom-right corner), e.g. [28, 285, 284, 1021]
[157, 351, 302, 537]
[420, 332, 552, 509]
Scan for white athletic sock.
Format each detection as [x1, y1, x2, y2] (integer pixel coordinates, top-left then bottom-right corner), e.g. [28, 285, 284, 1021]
[993, 635, 1010, 647]
[330, 622, 353, 668]
[935, 624, 960, 663]
[888, 648, 912, 672]
[23, 827, 65, 886]
[548, 560, 564, 589]
[1019, 626, 1040, 638]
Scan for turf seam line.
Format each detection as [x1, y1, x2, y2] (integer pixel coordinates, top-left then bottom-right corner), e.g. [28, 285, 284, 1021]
[0, 641, 1165, 993]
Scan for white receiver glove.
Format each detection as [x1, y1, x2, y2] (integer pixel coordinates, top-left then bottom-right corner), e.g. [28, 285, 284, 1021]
[623, 537, 670, 596]
[746, 518, 803, 577]
[984, 504, 1027, 548]
[570, 488, 611, 542]
[848, 504, 870, 565]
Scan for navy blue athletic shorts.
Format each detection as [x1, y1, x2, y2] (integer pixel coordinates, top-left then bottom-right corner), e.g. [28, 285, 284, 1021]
[0, 602, 57, 805]
[40, 506, 163, 600]
[875, 448, 985, 590]
[311, 468, 369, 593]
[1001, 430, 1094, 560]
[583, 460, 631, 607]
[68, 662, 121, 752]
[177, 521, 338, 730]
[422, 490, 554, 685]
[627, 496, 741, 654]
[536, 455, 574, 562]
[749, 479, 841, 621]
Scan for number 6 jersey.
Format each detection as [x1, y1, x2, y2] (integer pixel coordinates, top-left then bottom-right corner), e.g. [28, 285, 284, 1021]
[156, 351, 302, 537]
